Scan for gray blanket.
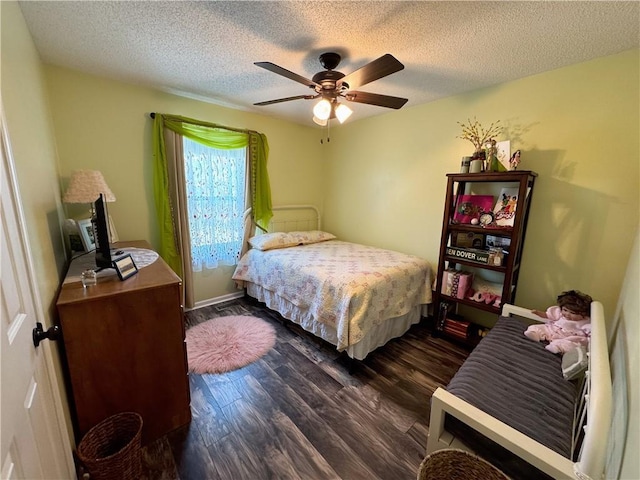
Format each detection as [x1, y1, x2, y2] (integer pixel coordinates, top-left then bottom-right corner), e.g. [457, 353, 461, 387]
[444, 315, 578, 478]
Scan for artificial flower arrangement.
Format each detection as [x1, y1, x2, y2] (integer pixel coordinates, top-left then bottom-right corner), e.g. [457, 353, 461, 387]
[457, 117, 502, 154]
[457, 117, 506, 171]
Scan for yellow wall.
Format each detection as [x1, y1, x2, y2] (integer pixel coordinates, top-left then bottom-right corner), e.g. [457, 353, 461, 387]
[1, 2, 68, 304]
[4, 1, 638, 476]
[325, 49, 639, 322]
[44, 66, 325, 300]
[1, 0, 74, 462]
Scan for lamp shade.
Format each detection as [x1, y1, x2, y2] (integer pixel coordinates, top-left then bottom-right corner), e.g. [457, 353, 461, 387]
[335, 103, 353, 123]
[313, 99, 332, 121]
[312, 116, 328, 126]
[63, 170, 116, 203]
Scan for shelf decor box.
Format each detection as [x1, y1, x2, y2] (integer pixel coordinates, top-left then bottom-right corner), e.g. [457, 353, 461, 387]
[441, 269, 473, 298]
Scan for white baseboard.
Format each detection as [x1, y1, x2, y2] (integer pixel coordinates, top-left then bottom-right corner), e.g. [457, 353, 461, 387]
[187, 291, 245, 312]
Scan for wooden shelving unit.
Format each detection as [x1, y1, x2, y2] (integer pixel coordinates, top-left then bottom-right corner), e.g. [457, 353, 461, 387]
[433, 171, 537, 344]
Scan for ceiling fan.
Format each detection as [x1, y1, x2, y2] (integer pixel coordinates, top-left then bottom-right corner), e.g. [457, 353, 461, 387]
[253, 52, 408, 125]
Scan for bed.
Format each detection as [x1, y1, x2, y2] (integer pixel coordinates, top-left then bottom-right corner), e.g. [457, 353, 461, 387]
[426, 302, 612, 480]
[232, 205, 433, 360]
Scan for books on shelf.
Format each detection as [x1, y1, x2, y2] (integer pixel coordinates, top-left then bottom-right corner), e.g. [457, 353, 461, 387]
[453, 195, 494, 224]
[443, 317, 472, 340]
[492, 187, 519, 226]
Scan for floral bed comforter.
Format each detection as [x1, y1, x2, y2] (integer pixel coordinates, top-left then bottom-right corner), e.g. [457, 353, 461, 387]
[232, 240, 432, 350]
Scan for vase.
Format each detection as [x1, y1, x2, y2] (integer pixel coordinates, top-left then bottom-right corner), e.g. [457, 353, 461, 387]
[469, 159, 483, 173]
[470, 151, 485, 173]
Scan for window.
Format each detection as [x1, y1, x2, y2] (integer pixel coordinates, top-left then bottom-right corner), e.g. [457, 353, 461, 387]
[183, 137, 247, 271]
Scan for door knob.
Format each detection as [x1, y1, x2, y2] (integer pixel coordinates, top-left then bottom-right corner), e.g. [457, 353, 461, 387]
[32, 322, 60, 347]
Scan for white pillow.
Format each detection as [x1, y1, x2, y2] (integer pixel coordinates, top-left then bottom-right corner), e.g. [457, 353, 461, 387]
[248, 232, 294, 251]
[287, 230, 336, 246]
[249, 231, 336, 251]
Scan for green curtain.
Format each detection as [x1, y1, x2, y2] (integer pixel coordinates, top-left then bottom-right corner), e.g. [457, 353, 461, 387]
[152, 114, 272, 274]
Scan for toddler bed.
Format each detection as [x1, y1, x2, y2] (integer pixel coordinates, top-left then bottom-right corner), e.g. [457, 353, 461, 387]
[232, 206, 433, 360]
[426, 301, 612, 480]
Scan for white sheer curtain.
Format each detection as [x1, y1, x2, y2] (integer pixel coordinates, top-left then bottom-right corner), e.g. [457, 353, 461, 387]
[183, 137, 247, 272]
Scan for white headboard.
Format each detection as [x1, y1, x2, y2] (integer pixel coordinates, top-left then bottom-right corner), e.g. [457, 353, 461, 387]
[264, 205, 321, 233]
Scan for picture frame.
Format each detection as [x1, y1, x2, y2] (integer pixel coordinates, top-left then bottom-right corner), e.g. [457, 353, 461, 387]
[492, 187, 519, 226]
[496, 140, 511, 171]
[113, 254, 138, 281]
[453, 231, 485, 249]
[63, 218, 85, 252]
[485, 234, 511, 249]
[76, 218, 96, 251]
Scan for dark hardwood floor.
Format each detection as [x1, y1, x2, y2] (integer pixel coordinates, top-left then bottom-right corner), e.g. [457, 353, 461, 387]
[138, 296, 471, 480]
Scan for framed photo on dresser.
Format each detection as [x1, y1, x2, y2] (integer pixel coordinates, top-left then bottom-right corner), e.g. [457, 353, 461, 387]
[113, 254, 138, 280]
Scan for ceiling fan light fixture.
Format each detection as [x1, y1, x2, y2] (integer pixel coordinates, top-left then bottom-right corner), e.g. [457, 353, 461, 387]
[313, 99, 332, 120]
[313, 116, 328, 126]
[254, 53, 408, 124]
[335, 103, 353, 123]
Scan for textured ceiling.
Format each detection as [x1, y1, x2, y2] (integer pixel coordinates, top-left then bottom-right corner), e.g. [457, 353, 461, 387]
[18, 1, 640, 127]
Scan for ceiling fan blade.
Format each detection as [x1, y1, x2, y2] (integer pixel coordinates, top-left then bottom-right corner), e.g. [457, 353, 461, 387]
[254, 94, 318, 106]
[344, 91, 408, 109]
[254, 62, 318, 88]
[339, 54, 404, 89]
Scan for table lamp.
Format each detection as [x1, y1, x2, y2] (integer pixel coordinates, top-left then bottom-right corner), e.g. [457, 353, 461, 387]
[63, 170, 116, 206]
[63, 170, 117, 243]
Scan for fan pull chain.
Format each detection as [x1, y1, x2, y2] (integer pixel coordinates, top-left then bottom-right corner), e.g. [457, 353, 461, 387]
[320, 119, 331, 144]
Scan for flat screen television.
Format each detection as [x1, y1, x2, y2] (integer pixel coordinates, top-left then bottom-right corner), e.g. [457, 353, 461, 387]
[92, 193, 113, 269]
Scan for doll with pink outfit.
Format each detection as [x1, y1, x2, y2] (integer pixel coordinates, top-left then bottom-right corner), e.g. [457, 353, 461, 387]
[524, 290, 593, 354]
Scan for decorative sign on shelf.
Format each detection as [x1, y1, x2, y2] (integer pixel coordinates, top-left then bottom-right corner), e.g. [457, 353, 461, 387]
[446, 246, 491, 264]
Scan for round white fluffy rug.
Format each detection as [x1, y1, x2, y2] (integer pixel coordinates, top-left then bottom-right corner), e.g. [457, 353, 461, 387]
[186, 315, 276, 374]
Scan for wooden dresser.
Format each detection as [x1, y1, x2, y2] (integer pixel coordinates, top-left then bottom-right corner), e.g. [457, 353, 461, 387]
[56, 241, 191, 445]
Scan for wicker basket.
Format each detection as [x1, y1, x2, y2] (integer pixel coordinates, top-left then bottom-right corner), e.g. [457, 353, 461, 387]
[77, 412, 143, 480]
[417, 449, 510, 480]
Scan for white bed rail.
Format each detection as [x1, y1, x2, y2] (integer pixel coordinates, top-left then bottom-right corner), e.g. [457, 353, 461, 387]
[576, 301, 611, 479]
[426, 301, 611, 480]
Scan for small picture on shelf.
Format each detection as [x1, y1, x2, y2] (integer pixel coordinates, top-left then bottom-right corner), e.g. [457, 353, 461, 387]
[485, 235, 511, 249]
[492, 188, 519, 226]
[453, 232, 485, 249]
[453, 195, 494, 224]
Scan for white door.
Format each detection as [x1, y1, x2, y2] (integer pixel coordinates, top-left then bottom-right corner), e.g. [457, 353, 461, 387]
[1, 107, 74, 478]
